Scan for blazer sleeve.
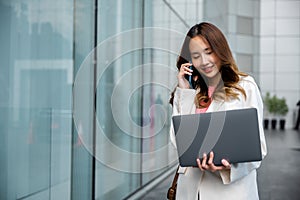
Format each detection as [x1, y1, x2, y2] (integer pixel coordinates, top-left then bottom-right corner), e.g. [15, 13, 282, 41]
[219, 76, 268, 184]
[169, 87, 196, 148]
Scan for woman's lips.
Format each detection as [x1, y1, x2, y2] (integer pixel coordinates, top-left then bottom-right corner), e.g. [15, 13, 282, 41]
[201, 66, 214, 73]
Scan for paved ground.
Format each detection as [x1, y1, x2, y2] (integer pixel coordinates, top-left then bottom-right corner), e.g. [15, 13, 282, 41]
[140, 129, 300, 200]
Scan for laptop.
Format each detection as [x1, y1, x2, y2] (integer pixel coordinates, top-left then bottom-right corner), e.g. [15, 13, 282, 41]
[172, 108, 262, 167]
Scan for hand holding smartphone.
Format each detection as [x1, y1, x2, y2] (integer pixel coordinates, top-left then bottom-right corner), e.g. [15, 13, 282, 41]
[185, 63, 196, 89]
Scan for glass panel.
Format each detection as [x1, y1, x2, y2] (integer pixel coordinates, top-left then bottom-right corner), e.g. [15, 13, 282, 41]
[71, 0, 96, 200]
[0, 0, 73, 199]
[95, 1, 143, 199]
[94, 0, 193, 199]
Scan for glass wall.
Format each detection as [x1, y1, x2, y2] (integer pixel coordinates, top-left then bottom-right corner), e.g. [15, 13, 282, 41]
[0, 0, 73, 199]
[0, 0, 194, 199]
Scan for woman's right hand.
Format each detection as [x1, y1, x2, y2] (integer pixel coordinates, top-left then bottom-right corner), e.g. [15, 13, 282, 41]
[177, 63, 193, 89]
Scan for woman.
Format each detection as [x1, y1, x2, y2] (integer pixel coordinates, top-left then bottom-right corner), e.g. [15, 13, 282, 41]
[169, 22, 267, 199]
[294, 100, 300, 130]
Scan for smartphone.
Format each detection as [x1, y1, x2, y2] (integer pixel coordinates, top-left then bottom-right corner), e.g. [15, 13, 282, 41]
[185, 64, 196, 89]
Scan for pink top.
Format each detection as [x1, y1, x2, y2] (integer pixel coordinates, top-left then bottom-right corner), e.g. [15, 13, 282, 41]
[195, 86, 215, 114]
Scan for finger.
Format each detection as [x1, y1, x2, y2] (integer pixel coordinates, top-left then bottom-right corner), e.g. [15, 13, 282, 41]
[207, 151, 214, 165]
[181, 66, 193, 75]
[186, 71, 193, 76]
[178, 66, 192, 78]
[221, 159, 231, 169]
[201, 153, 208, 169]
[180, 63, 192, 68]
[184, 65, 193, 72]
[207, 153, 220, 172]
[211, 166, 224, 171]
[180, 63, 193, 72]
[184, 70, 193, 76]
[196, 158, 204, 171]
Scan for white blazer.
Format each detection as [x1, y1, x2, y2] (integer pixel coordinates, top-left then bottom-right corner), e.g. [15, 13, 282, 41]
[170, 76, 267, 200]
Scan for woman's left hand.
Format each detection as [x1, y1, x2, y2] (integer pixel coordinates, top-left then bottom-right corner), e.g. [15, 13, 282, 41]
[196, 151, 231, 172]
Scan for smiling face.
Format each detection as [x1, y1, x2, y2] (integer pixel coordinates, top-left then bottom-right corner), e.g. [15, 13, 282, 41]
[189, 36, 222, 85]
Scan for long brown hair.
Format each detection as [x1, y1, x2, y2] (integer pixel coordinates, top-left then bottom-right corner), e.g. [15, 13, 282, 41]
[170, 22, 247, 107]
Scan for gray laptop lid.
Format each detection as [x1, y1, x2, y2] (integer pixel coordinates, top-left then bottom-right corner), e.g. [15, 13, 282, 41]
[172, 108, 262, 167]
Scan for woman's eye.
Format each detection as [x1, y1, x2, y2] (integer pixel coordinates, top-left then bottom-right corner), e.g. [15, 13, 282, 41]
[192, 56, 200, 59]
[206, 51, 213, 55]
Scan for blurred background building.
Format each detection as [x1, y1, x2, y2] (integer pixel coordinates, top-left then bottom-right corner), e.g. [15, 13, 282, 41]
[0, 0, 299, 199]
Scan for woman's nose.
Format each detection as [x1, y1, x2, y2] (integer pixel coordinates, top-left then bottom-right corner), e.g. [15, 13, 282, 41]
[201, 54, 209, 65]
